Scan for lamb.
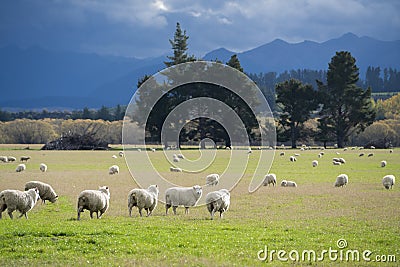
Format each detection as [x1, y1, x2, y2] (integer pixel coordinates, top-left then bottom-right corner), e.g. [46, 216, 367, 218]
[109, 165, 119, 175]
[280, 180, 297, 187]
[165, 185, 202, 215]
[0, 188, 40, 219]
[39, 163, 48, 172]
[24, 181, 58, 204]
[262, 173, 277, 187]
[382, 175, 395, 190]
[15, 164, 26, 172]
[205, 189, 230, 220]
[206, 174, 220, 186]
[335, 174, 348, 187]
[20, 156, 31, 162]
[77, 186, 110, 220]
[7, 156, 16, 162]
[290, 156, 297, 162]
[381, 160, 387, 168]
[127, 185, 159, 217]
[312, 160, 318, 167]
[170, 166, 182, 172]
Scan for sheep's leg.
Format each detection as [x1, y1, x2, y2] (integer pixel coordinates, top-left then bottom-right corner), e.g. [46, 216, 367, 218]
[172, 206, 178, 215]
[184, 207, 189, 215]
[147, 209, 152, 217]
[98, 211, 104, 219]
[77, 211, 81, 220]
[210, 210, 215, 220]
[0, 204, 6, 219]
[7, 208, 14, 219]
[90, 211, 94, 219]
[138, 208, 143, 217]
[165, 204, 171, 215]
[128, 206, 133, 217]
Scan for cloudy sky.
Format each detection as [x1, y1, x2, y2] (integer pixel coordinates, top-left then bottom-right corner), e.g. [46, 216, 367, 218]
[1, 0, 399, 58]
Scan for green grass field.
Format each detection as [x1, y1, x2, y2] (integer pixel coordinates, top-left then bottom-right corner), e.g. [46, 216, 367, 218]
[0, 145, 399, 266]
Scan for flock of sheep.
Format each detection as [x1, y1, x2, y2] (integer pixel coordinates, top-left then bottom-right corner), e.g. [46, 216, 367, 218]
[0, 147, 396, 220]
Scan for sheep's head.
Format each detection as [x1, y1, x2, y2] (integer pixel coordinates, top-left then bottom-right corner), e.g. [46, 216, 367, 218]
[193, 185, 202, 196]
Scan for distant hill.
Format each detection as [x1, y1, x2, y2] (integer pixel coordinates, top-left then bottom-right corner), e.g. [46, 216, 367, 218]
[1, 33, 399, 109]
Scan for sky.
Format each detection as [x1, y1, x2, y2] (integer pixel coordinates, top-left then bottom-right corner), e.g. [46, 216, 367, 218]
[1, 0, 399, 58]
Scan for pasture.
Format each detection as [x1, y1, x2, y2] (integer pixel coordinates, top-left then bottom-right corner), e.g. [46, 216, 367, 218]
[0, 145, 399, 266]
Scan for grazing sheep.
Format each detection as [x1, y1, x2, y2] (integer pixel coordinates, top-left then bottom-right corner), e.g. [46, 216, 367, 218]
[332, 158, 340, 162]
[205, 189, 230, 220]
[318, 153, 323, 158]
[24, 181, 58, 204]
[109, 165, 119, 175]
[112, 155, 118, 159]
[137, 148, 141, 152]
[77, 186, 110, 220]
[290, 156, 297, 162]
[128, 185, 159, 217]
[333, 161, 342, 166]
[343, 148, 348, 151]
[338, 158, 346, 164]
[370, 146, 375, 149]
[279, 152, 285, 156]
[0, 188, 40, 219]
[382, 175, 395, 190]
[20, 156, 31, 162]
[368, 153, 374, 157]
[15, 164, 26, 172]
[0, 156, 8, 163]
[151, 148, 156, 152]
[294, 153, 300, 157]
[280, 180, 297, 187]
[7, 156, 17, 162]
[312, 160, 318, 167]
[247, 147, 252, 154]
[335, 174, 348, 187]
[359, 153, 365, 157]
[177, 154, 185, 159]
[173, 157, 180, 162]
[206, 174, 220, 186]
[165, 185, 202, 215]
[381, 160, 387, 168]
[119, 151, 124, 157]
[39, 163, 48, 172]
[262, 173, 277, 186]
[170, 166, 183, 172]
[389, 149, 393, 153]
[320, 152, 325, 156]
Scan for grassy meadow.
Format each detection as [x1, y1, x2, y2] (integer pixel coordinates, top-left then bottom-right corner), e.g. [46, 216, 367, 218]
[0, 145, 399, 266]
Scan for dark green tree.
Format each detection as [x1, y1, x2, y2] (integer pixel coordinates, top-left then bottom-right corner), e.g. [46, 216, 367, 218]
[226, 54, 243, 72]
[164, 22, 195, 67]
[317, 51, 375, 148]
[276, 79, 319, 148]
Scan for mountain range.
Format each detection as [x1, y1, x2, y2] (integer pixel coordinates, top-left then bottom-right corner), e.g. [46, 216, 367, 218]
[1, 33, 399, 110]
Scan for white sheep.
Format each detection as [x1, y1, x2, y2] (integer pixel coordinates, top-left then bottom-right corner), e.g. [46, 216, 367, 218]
[312, 160, 318, 167]
[206, 174, 220, 186]
[262, 173, 277, 187]
[112, 155, 118, 159]
[127, 185, 159, 217]
[247, 147, 252, 154]
[24, 181, 58, 204]
[279, 152, 285, 156]
[151, 148, 156, 152]
[20, 156, 31, 162]
[0, 156, 8, 163]
[205, 189, 230, 220]
[333, 161, 342, 166]
[338, 158, 346, 164]
[318, 153, 323, 158]
[177, 154, 185, 159]
[119, 151, 124, 157]
[137, 148, 142, 152]
[389, 149, 393, 153]
[382, 175, 395, 190]
[39, 163, 48, 172]
[109, 165, 119, 175]
[0, 188, 40, 219]
[15, 164, 26, 172]
[335, 174, 348, 187]
[77, 186, 110, 220]
[280, 180, 297, 187]
[170, 166, 182, 172]
[381, 160, 387, 168]
[7, 156, 16, 162]
[290, 156, 297, 162]
[165, 185, 202, 215]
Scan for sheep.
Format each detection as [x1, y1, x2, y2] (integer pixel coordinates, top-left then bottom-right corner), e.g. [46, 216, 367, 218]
[381, 160, 387, 168]
[170, 166, 182, 172]
[205, 189, 230, 220]
[318, 153, 323, 158]
[77, 186, 110, 220]
[206, 174, 220, 186]
[24, 181, 58, 204]
[15, 164, 26, 172]
[338, 158, 346, 164]
[7, 156, 16, 162]
[289, 156, 297, 162]
[333, 161, 342, 166]
[382, 175, 395, 190]
[312, 160, 318, 167]
[127, 185, 159, 217]
[151, 148, 156, 152]
[137, 148, 142, 152]
[177, 154, 185, 159]
[247, 147, 252, 154]
[294, 153, 300, 157]
[0, 156, 8, 163]
[359, 153, 365, 157]
[109, 165, 119, 175]
[280, 180, 297, 187]
[335, 174, 348, 187]
[119, 151, 124, 157]
[165, 185, 202, 215]
[370, 146, 376, 149]
[279, 152, 285, 156]
[0, 188, 40, 219]
[173, 157, 180, 162]
[262, 173, 277, 186]
[20, 156, 31, 162]
[368, 153, 374, 157]
[332, 157, 340, 162]
[112, 155, 118, 159]
[39, 163, 48, 172]
[320, 152, 325, 156]
[389, 149, 393, 153]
